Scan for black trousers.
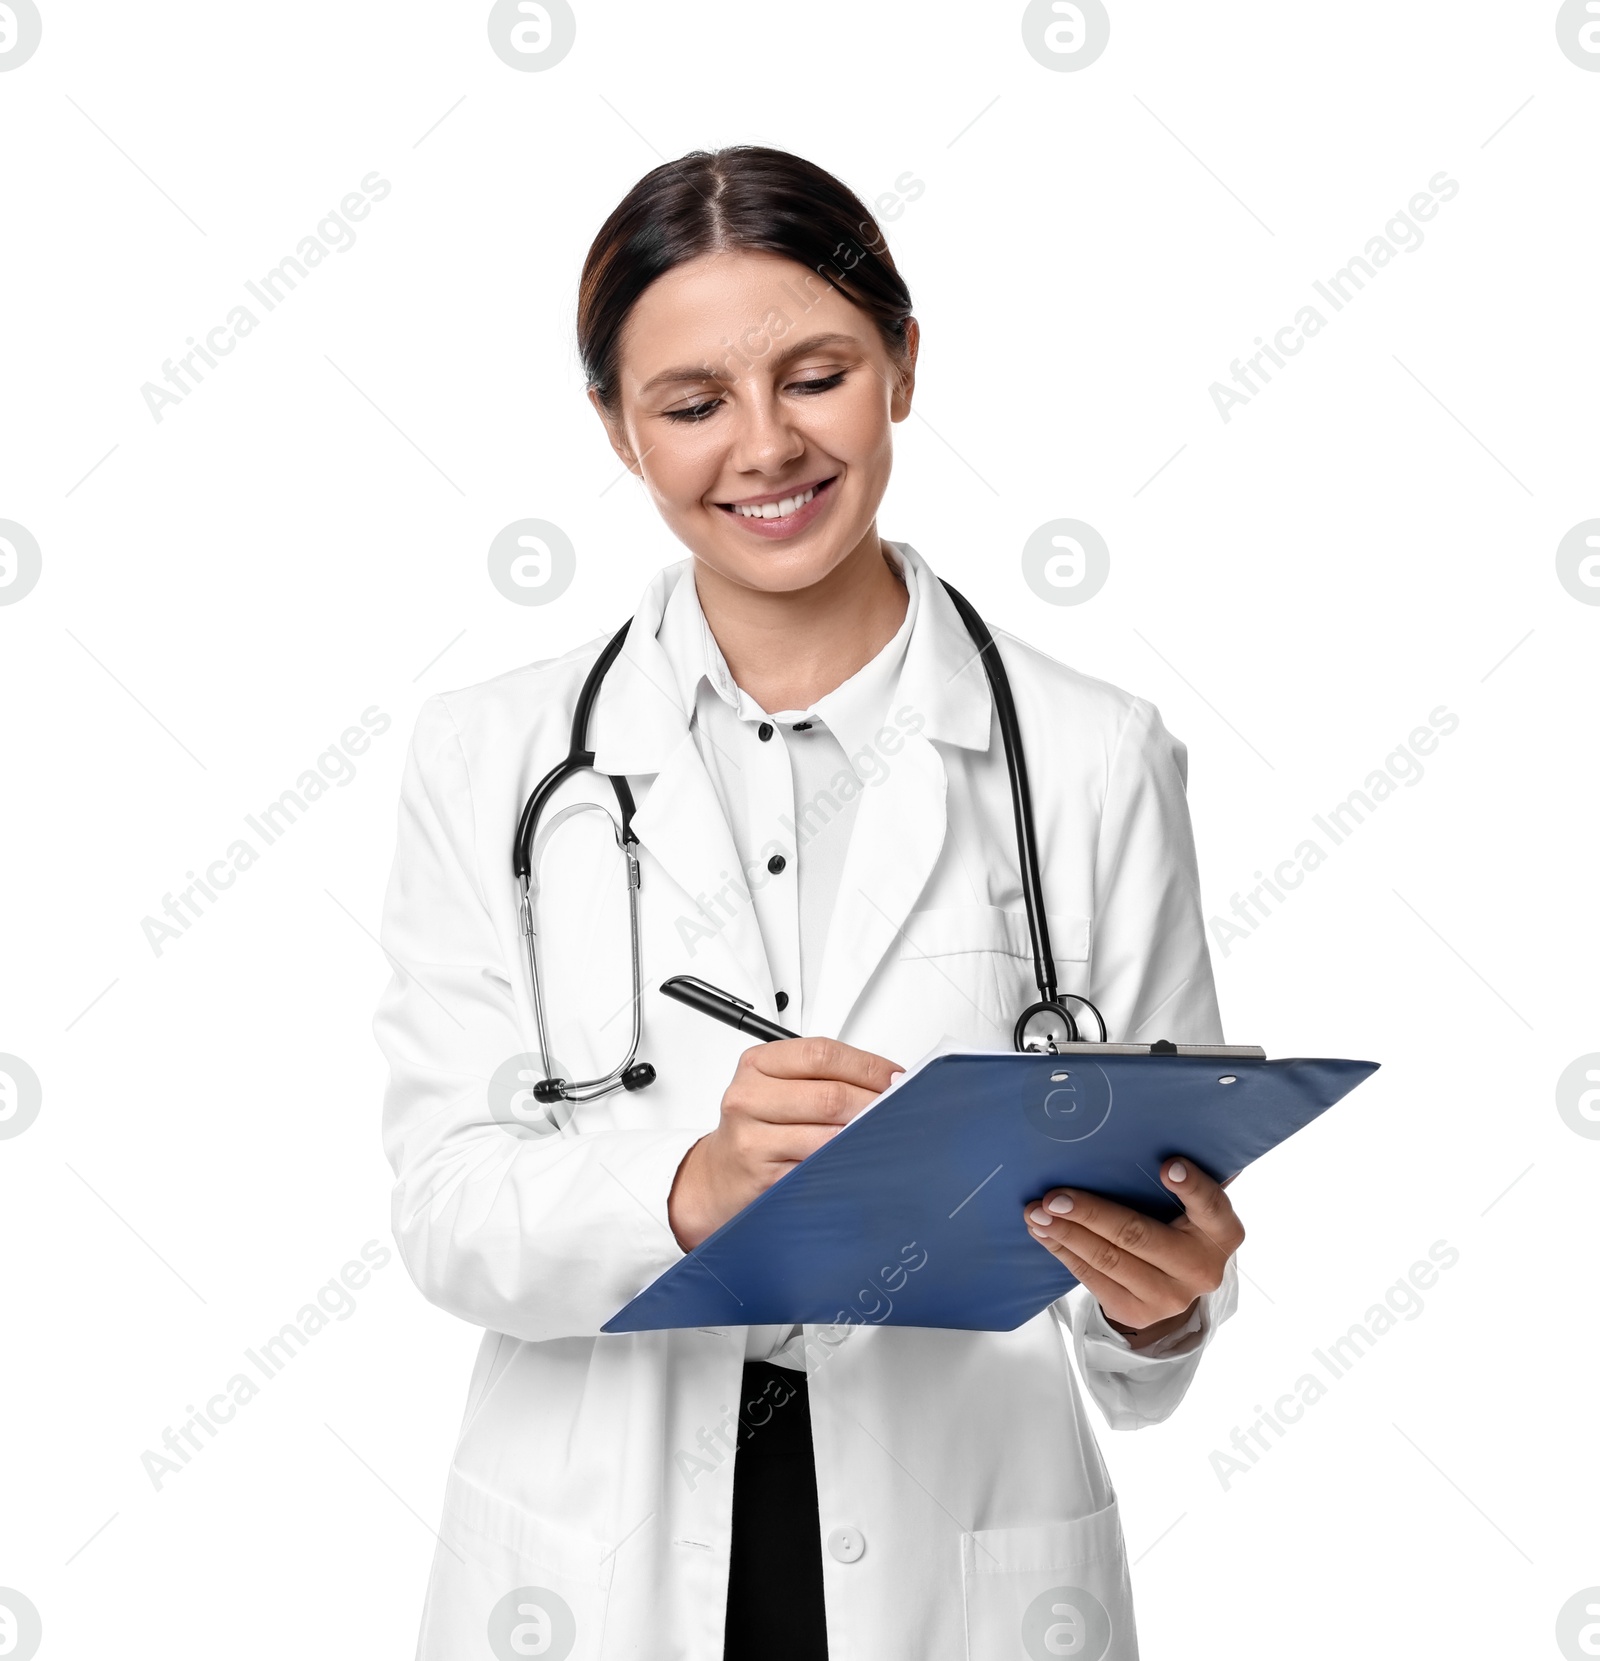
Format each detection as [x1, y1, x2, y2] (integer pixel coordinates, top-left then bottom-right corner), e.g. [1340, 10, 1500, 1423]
[722, 1361, 830, 1661]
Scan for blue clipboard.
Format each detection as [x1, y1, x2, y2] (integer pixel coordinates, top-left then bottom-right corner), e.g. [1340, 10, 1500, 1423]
[602, 1046, 1378, 1335]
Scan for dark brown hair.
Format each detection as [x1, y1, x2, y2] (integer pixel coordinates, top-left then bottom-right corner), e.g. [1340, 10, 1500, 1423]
[577, 145, 914, 414]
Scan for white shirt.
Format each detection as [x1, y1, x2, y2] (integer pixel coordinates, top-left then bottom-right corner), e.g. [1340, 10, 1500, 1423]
[655, 546, 918, 1368]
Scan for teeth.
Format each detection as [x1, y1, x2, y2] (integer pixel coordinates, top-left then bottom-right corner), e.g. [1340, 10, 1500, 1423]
[732, 484, 818, 519]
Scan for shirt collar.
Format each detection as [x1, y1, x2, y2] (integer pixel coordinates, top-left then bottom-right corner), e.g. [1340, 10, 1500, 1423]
[588, 541, 994, 776]
[654, 555, 742, 720]
[872, 541, 993, 752]
[794, 548, 917, 763]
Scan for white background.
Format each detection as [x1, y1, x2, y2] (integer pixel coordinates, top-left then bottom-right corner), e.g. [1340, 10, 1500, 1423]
[1, 2, 1596, 1657]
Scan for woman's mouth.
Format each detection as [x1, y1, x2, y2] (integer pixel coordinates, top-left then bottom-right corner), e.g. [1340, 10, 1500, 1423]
[715, 475, 838, 539]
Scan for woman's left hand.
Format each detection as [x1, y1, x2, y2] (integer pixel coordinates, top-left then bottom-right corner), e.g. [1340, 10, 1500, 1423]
[1022, 1158, 1244, 1350]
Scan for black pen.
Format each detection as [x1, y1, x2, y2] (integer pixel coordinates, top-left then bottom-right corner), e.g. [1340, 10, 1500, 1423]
[659, 975, 798, 1041]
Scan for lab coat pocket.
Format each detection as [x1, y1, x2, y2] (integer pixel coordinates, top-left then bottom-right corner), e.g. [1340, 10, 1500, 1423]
[960, 1497, 1138, 1661]
[416, 1465, 614, 1661]
[894, 905, 1091, 1039]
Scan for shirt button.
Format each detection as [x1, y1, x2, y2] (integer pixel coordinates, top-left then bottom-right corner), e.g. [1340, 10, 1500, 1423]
[827, 1527, 866, 1563]
[774, 991, 789, 1012]
[767, 854, 786, 874]
[757, 722, 774, 741]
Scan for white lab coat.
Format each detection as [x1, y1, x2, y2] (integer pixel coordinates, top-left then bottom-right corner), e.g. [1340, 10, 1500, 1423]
[373, 541, 1239, 1661]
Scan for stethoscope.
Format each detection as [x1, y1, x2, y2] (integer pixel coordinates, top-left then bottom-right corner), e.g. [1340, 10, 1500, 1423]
[512, 577, 1107, 1103]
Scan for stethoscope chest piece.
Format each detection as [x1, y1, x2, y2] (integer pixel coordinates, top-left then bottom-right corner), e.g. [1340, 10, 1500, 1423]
[1014, 994, 1108, 1053]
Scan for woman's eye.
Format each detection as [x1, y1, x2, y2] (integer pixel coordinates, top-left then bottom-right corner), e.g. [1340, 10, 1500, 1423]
[661, 371, 843, 423]
[663, 398, 721, 424]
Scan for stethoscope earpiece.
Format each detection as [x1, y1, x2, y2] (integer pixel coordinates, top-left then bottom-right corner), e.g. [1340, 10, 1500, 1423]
[513, 622, 654, 1105]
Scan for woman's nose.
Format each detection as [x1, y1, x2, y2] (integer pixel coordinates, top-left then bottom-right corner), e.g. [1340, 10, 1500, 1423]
[725, 388, 806, 472]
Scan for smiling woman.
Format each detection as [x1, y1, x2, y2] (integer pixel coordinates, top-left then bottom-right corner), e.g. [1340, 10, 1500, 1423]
[575, 149, 921, 714]
[375, 143, 1242, 1661]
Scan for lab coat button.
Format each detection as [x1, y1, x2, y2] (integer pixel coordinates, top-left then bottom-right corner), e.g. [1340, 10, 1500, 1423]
[827, 1526, 865, 1563]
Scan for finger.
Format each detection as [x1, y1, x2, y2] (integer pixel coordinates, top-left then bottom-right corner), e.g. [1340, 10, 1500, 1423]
[1027, 1179, 1206, 1286]
[1029, 1232, 1160, 1328]
[736, 1075, 885, 1127]
[758, 1123, 849, 1168]
[1162, 1157, 1246, 1253]
[749, 1036, 904, 1093]
[1025, 1205, 1184, 1309]
[722, 1115, 849, 1178]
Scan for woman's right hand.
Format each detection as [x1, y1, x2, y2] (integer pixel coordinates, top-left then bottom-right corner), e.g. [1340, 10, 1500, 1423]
[667, 1037, 903, 1251]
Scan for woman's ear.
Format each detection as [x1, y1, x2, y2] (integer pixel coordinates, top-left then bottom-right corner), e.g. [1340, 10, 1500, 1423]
[587, 386, 643, 479]
[890, 316, 920, 422]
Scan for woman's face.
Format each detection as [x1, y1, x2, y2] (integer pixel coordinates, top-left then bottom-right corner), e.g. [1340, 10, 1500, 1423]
[592, 248, 918, 595]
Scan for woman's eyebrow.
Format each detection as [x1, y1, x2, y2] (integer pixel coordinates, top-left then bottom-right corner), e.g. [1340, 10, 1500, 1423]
[637, 332, 859, 395]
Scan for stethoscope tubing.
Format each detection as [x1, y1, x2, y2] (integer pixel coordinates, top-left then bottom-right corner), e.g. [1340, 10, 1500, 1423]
[934, 581, 1059, 1009]
[513, 618, 635, 884]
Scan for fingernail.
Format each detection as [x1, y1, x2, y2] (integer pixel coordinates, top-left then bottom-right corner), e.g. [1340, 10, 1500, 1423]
[1169, 1160, 1187, 1182]
[1029, 1206, 1052, 1225]
[889, 1067, 906, 1079]
[1046, 1194, 1074, 1215]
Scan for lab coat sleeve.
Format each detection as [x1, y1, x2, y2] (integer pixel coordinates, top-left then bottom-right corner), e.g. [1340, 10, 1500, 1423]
[372, 695, 703, 1344]
[1088, 695, 1221, 1048]
[1053, 695, 1239, 1428]
[1060, 1254, 1240, 1430]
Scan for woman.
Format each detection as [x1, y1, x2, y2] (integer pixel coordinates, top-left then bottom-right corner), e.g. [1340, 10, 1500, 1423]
[374, 145, 1244, 1661]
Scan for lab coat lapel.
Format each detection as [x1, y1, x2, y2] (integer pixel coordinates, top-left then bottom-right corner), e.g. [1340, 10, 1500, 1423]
[584, 543, 995, 1030]
[806, 731, 949, 1040]
[627, 731, 777, 1009]
[805, 543, 1000, 1039]
[586, 564, 776, 1009]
